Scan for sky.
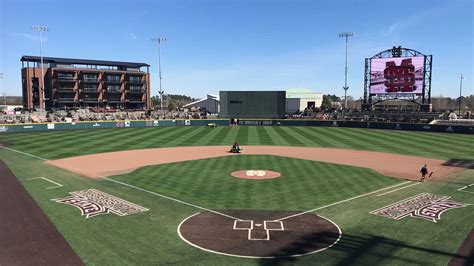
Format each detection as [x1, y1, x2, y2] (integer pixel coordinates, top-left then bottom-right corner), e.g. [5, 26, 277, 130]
[0, 0, 472, 99]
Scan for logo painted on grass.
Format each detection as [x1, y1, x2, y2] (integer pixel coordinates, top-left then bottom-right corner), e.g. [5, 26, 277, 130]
[53, 189, 149, 219]
[246, 170, 266, 177]
[371, 193, 466, 223]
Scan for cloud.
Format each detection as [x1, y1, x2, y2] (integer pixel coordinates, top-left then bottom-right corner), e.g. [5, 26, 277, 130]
[12, 32, 48, 42]
[383, 6, 446, 36]
[129, 32, 137, 40]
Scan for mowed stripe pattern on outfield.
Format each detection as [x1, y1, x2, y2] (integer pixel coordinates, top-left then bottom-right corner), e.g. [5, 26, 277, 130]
[1, 126, 472, 160]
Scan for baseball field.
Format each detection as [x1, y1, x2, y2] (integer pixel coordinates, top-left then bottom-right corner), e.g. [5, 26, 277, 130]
[0, 125, 473, 265]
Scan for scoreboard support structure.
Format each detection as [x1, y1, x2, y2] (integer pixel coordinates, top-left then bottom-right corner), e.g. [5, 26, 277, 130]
[363, 46, 433, 112]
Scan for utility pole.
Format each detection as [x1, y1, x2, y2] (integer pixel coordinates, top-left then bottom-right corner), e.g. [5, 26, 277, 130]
[151, 37, 166, 111]
[338, 32, 355, 117]
[32, 25, 48, 111]
[458, 74, 464, 116]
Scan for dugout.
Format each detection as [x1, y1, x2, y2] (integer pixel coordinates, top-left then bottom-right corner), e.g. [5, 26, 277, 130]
[219, 91, 286, 119]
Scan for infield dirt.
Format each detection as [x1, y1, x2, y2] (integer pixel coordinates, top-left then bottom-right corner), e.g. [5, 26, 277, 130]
[47, 146, 465, 180]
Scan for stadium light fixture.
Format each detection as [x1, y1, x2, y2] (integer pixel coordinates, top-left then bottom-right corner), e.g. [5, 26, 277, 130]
[339, 32, 355, 113]
[151, 37, 166, 111]
[32, 25, 49, 111]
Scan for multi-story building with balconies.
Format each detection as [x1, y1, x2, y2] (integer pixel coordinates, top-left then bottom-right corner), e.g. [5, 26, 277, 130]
[21, 55, 151, 110]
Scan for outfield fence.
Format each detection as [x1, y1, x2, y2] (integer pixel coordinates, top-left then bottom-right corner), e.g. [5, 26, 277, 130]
[0, 119, 472, 134]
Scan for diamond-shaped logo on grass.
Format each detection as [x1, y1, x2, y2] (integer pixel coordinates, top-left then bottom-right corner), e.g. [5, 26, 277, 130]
[53, 189, 149, 219]
[371, 193, 466, 223]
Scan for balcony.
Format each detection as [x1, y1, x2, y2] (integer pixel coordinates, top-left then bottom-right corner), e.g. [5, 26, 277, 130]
[106, 98, 122, 103]
[56, 77, 76, 82]
[105, 77, 121, 83]
[56, 87, 75, 92]
[127, 96, 144, 102]
[56, 98, 75, 102]
[128, 89, 144, 94]
[128, 77, 144, 84]
[82, 88, 99, 93]
[82, 78, 99, 83]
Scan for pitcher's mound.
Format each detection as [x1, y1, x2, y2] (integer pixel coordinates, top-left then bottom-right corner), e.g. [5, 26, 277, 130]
[231, 170, 281, 180]
[178, 210, 341, 258]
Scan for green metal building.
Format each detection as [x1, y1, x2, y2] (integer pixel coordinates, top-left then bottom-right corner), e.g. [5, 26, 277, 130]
[219, 91, 286, 118]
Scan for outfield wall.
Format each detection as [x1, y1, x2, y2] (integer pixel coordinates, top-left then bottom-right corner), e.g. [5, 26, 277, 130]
[0, 119, 472, 134]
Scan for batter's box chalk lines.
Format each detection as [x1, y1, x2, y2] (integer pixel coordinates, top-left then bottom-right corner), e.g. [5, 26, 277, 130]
[276, 181, 413, 221]
[27, 177, 63, 189]
[233, 220, 285, 241]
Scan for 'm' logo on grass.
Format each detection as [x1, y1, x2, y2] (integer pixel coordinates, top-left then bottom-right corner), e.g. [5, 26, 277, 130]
[371, 193, 466, 223]
[53, 189, 149, 219]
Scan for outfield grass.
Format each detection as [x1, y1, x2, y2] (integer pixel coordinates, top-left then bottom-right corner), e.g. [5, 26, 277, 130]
[1, 126, 473, 265]
[1, 126, 472, 160]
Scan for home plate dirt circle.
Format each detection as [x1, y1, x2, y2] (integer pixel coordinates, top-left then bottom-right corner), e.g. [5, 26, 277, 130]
[231, 170, 281, 180]
[178, 210, 341, 258]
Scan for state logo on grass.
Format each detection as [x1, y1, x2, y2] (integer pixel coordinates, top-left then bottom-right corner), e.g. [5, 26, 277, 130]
[52, 189, 149, 219]
[371, 193, 466, 223]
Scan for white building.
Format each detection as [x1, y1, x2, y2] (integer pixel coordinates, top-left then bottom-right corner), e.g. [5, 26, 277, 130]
[286, 88, 323, 113]
[183, 94, 220, 114]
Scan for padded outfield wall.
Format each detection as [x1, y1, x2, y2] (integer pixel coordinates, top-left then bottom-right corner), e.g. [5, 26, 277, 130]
[219, 91, 286, 119]
[0, 119, 472, 134]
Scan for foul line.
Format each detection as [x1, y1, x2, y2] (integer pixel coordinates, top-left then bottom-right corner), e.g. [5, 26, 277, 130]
[0, 145, 242, 221]
[27, 177, 63, 189]
[103, 177, 242, 221]
[0, 146, 48, 161]
[458, 184, 474, 194]
[376, 182, 420, 196]
[276, 181, 413, 221]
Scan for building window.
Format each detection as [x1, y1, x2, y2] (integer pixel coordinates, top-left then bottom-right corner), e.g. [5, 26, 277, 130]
[106, 75, 120, 82]
[129, 85, 141, 92]
[83, 84, 97, 92]
[107, 85, 120, 92]
[83, 74, 98, 81]
[58, 84, 74, 90]
[129, 76, 141, 83]
[57, 72, 74, 79]
[230, 100, 243, 104]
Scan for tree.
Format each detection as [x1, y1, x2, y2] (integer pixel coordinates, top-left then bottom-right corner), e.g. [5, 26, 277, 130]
[152, 94, 197, 110]
[167, 99, 177, 111]
[321, 95, 332, 110]
[321, 94, 342, 110]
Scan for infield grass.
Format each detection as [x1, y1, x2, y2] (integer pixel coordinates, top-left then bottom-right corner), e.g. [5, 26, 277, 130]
[110, 155, 399, 211]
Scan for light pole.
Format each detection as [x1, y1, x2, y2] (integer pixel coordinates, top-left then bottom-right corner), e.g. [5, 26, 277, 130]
[339, 32, 355, 113]
[32, 25, 48, 111]
[0, 73, 5, 110]
[151, 37, 166, 111]
[458, 74, 464, 116]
